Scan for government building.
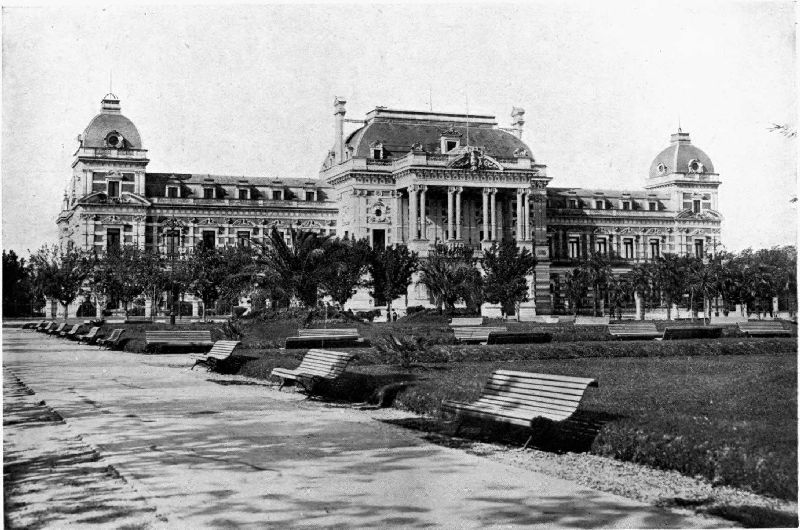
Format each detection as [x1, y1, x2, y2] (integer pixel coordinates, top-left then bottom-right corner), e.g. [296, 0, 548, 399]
[56, 94, 722, 318]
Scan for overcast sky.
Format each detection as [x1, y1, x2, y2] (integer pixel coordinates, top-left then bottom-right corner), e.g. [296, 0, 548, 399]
[2, 1, 796, 255]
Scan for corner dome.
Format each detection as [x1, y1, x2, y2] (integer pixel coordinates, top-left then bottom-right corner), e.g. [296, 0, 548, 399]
[80, 94, 143, 149]
[649, 130, 714, 178]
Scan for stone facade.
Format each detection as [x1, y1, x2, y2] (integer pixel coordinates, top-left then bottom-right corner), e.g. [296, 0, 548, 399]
[55, 94, 722, 319]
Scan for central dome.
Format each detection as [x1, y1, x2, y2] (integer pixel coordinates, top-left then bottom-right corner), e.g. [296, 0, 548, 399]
[80, 94, 143, 149]
[649, 130, 714, 178]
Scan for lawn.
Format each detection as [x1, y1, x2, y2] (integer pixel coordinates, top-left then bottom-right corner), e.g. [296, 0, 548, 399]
[84, 314, 798, 499]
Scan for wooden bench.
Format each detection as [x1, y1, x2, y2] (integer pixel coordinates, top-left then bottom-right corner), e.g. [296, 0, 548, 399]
[738, 321, 792, 337]
[271, 349, 356, 395]
[453, 326, 507, 344]
[97, 329, 126, 349]
[60, 324, 81, 338]
[442, 370, 598, 448]
[48, 323, 67, 335]
[486, 331, 552, 345]
[297, 328, 359, 338]
[145, 330, 214, 351]
[450, 317, 484, 327]
[189, 341, 242, 371]
[608, 322, 660, 340]
[661, 326, 723, 340]
[23, 320, 44, 330]
[77, 327, 101, 344]
[33, 320, 49, 331]
[574, 316, 610, 326]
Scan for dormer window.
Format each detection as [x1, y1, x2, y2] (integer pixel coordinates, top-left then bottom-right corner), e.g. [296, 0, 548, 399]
[105, 131, 125, 149]
[305, 190, 316, 201]
[621, 200, 631, 210]
[203, 187, 215, 199]
[444, 139, 459, 153]
[649, 201, 657, 211]
[595, 200, 604, 209]
[238, 188, 249, 200]
[568, 199, 579, 209]
[272, 190, 283, 201]
[166, 186, 180, 198]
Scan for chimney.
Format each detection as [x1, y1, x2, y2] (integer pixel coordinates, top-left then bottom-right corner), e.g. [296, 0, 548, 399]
[334, 97, 347, 162]
[511, 107, 525, 139]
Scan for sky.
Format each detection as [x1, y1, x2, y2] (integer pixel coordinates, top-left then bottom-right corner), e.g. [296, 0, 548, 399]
[2, 1, 797, 255]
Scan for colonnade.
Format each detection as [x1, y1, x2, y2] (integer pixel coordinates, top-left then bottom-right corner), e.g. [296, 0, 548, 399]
[406, 184, 534, 243]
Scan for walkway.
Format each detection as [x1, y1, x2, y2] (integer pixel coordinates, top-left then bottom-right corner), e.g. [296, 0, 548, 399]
[3, 329, 730, 528]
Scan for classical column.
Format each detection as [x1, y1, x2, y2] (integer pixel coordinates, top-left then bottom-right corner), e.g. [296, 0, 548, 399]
[516, 189, 525, 241]
[482, 188, 490, 241]
[490, 188, 498, 241]
[455, 186, 463, 240]
[419, 185, 428, 240]
[447, 186, 456, 241]
[408, 185, 418, 241]
[522, 189, 533, 241]
[391, 191, 402, 244]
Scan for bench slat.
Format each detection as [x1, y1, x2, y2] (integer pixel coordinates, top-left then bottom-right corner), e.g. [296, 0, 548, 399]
[476, 395, 580, 414]
[493, 370, 599, 387]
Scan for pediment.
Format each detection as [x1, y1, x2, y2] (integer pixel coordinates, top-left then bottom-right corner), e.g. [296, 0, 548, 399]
[447, 148, 504, 171]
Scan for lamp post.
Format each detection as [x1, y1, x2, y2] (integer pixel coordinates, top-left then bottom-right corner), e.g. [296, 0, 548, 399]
[164, 216, 182, 326]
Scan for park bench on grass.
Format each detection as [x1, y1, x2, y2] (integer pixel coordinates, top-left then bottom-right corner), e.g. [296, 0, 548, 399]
[738, 321, 792, 337]
[450, 317, 484, 327]
[453, 326, 507, 344]
[574, 316, 610, 326]
[77, 326, 101, 344]
[48, 323, 67, 335]
[34, 321, 50, 331]
[97, 329, 126, 349]
[189, 341, 244, 372]
[270, 349, 356, 395]
[23, 320, 44, 330]
[486, 331, 552, 345]
[60, 324, 81, 338]
[660, 326, 723, 340]
[286, 328, 364, 349]
[608, 322, 661, 340]
[144, 330, 214, 352]
[39, 322, 57, 333]
[441, 370, 598, 449]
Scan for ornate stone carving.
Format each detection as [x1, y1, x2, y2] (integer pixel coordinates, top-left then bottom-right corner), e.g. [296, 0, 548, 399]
[447, 148, 504, 171]
[439, 127, 462, 137]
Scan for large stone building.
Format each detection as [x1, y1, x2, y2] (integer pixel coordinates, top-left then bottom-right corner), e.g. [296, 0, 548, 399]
[56, 94, 722, 318]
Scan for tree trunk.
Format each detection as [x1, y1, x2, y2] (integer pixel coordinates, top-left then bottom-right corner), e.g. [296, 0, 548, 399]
[634, 291, 643, 320]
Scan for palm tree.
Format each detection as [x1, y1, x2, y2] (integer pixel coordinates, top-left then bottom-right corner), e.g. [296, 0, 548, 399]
[418, 244, 477, 314]
[686, 257, 719, 323]
[577, 253, 613, 317]
[650, 254, 687, 320]
[256, 228, 333, 308]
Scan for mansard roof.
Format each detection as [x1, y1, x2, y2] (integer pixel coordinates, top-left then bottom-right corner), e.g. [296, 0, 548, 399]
[144, 173, 330, 196]
[344, 109, 533, 159]
[548, 187, 669, 199]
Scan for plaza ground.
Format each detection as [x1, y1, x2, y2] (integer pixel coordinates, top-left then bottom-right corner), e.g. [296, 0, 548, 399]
[2, 327, 751, 528]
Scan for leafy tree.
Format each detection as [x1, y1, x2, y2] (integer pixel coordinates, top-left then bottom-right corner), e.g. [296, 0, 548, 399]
[3, 250, 42, 317]
[29, 244, 95, 321]
[319, 238, 371, 307]
[137, 250, 170, 317]
[606, 274, 633, 320]
[626, 263, 653, 320]
[184, 244, 253, 320]
[685, 256, 719, 322]
[94, 246, 148, 317]
[418, 244, 480, 314]
[482, 241, 536, 318]
[650, 254, 688, 320]
[575, 253, 613, 316]
[367, 244, 418, 316]
[256, 228, 333, 308]
[563, 268, 589, 316]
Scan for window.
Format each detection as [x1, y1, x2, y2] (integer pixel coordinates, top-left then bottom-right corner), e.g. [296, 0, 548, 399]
[595, 200, 604, 209]
[165, 230, 181, 255]
[372, 148, 382, 159]
[237, 231, 250, 248]
[107, 228, 120, 251]
[649, 202, 657, 211]
[203, 188, 215, 199]
[167, 186, 179, 198]
[693, 199, 701, 213]
[623, 238, 634, 259]
[272, 190, 283, 201]
[107, 180, 120, 198]
[202, 231, 216, 249]
[595, 238, 607, 255]
[568, 237, 580, 259]
[621, 201, 631, 210]
[649, 239, 660, 259]
[238, 189, 249, 200]
[305, 191, 316, 202]
[694, 239, 704, 258]
[444, 139, 459, 152]
[568, 199, 578, 209]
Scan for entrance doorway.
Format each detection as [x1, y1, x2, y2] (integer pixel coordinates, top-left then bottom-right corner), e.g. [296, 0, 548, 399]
[372, 229, 386, 249]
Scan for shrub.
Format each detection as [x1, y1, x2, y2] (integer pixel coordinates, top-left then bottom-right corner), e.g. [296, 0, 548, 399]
[356, 309, 381, 322]
[406, 305, 426, 315]
[232, 306, 248, 318]
[76, 299, 97, 317]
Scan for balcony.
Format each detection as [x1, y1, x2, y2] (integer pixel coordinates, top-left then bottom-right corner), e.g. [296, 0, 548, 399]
[74, 147, 149, 161]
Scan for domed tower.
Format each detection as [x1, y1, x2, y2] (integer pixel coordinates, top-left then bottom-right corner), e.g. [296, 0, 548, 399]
[59, 94, 150, 252]
[644, 129, 721, 217]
